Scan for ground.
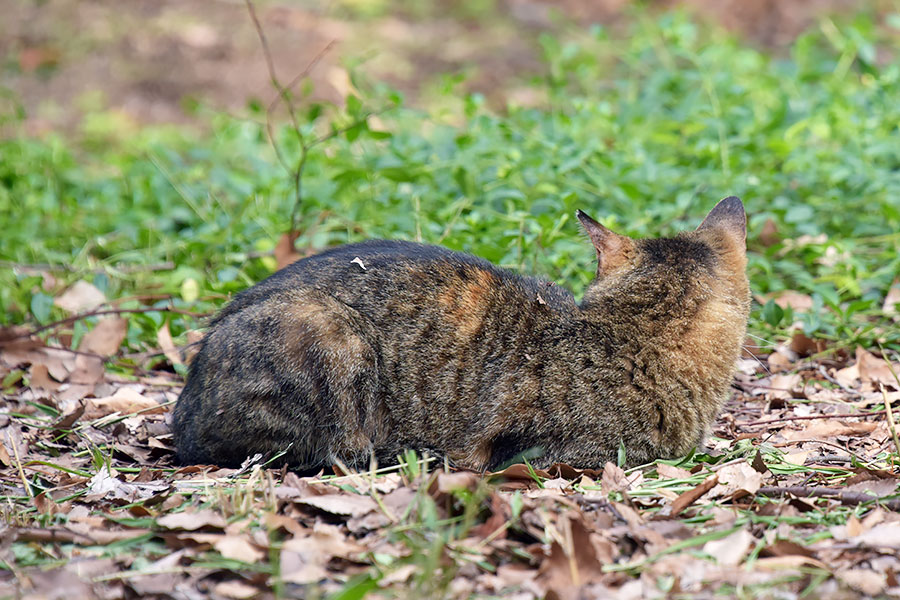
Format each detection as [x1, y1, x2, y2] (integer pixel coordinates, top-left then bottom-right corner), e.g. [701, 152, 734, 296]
[2, 287, 900, 598]
[0, 0, 875, 131]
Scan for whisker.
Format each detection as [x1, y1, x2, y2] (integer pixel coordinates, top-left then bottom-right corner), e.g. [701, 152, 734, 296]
[745, 332, 778, 347]
[741, 345, 772, 375]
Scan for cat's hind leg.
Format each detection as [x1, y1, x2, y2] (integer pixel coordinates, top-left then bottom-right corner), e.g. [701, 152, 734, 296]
[176, 289, 387, 470]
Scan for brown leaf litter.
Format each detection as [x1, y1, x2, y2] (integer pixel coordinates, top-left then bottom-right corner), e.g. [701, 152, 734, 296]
[1, 324, 899, 598]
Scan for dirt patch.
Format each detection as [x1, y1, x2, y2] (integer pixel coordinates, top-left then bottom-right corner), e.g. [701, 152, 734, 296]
[0, 0, 874, 131]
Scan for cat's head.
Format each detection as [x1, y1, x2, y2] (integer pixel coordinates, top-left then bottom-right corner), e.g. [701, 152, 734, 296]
[576, 197, 751, 462]
[576, 196, 750, 321]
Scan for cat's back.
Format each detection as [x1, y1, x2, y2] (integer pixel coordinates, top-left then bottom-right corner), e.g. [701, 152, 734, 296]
[216, 239, 576, 324]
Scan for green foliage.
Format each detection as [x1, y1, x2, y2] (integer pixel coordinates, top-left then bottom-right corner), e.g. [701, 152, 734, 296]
[1, 11, 898, 352]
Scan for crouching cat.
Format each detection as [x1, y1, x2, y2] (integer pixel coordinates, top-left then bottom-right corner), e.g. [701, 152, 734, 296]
[172, 197, 750, 471]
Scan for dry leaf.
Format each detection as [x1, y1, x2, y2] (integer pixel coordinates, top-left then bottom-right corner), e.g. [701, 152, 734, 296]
[471, 493, 510, 540]
[156, 322, 183, 366]
[883, 281, 900, 316]
[54, 281, 106, 314]
[861, 507, 886, 531]
[601, 461, 629, 496]
[781, 419, 877, 440]
[68, 354, 105, 385]
[773, 291, 813, 312]
[766, 350, 794, 372]
[87, 387, 163, 417]
[656, 464, 692, 480]
[279, 560, 328, 585]
[379, 565, 417, 586]
[711, 463, 763, 498]
[838, 569, 887, 596]
[855, 346, 900, 387]
[29, 363, 59, 392]
[754, 555, 829, 571]
[854, 523, 900, 549]
[703, 528, 755, 566]
[671, 475, 718, 514]
[156, 509, 227, 530]
[484, 563, 537, 593]
[281, 521, 365, 581]
[760, 539, 816, 559]
[180, 24, 219, 49]
[436, 471, 479, 494]
[214, 536, 265, 563]
[0, 441, 11, 467]
[275, 231, 302, 270]
[488, 463, 551, 482]
[213, 581, 260, 599]
[789, 331, 826, 356]
[295, 493, 378, 518]
[86, 466, 169, 502]
[543, 477, 570, 490]
[79, 317, 127, 357]
[759, 218, 779, 247]
[834, 363, 860, 387]
[87, 466, 122, 497]
[782, 451, 810, 466]
[845, 479, 897, 497]
[845, 515, 863, 538]
[768, 373, 801, 399]
[537, 514, 606, 597]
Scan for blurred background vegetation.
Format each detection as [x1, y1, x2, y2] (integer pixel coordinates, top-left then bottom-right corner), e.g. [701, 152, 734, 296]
[1, 0, 899, 372]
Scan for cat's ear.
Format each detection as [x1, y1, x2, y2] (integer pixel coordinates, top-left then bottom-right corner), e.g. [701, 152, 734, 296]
[697, 196, 746, 245]
[576, 210, 634, 275]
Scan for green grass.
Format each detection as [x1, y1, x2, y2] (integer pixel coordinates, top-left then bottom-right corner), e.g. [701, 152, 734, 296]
[2, 11, 900, 356]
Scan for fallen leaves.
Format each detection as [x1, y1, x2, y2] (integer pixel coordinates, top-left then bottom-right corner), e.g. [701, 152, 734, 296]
[771, 291, 814, 312]
[781, 419, 879, 440]
[537, 513, 606, 598]
[711, 462, 763, 499]
[156, 321, 184, 367]
[157, 509, 227, 531]
[671, 475, 718, 515]
[214, 535, 266, 563]
[4, 325, 900, 599]
[703, 528, 754, 566]
[274, 231, 303, 269]
[294, 492, 379, 518]
[86, 386, 165, 418]
[79, 317, 128, 356]
[54, 280, 107, 314]
[884, 280, 900, 316]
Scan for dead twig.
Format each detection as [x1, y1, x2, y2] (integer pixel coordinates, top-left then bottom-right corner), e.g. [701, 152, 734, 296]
[739, 410, 887, 428]
[756, 486, 900, 511]
[13, 527, 96, 545]
[245, 0, 334, 233]
[17, 306, 209, 340]
[771, 438, 880, 467]
[244, 0, 392, 234]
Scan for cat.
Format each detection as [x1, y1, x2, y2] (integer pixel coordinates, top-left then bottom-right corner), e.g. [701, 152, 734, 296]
[171, 197, 750, 471]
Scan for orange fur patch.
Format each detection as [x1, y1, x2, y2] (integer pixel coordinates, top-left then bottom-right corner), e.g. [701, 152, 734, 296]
[438, 269, 494, 338]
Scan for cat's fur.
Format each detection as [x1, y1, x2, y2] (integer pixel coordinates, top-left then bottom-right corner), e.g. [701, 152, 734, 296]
[172, 197, 750, 470]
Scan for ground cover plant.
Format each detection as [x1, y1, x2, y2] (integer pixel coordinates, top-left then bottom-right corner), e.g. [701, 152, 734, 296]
[2, 6, 900, 599]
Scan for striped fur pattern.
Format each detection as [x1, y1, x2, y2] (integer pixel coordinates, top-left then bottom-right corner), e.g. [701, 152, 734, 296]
[172, 197, 750, 470]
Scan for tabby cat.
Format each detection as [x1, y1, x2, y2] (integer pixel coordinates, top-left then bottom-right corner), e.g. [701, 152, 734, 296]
[172, 197, 750, 471]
